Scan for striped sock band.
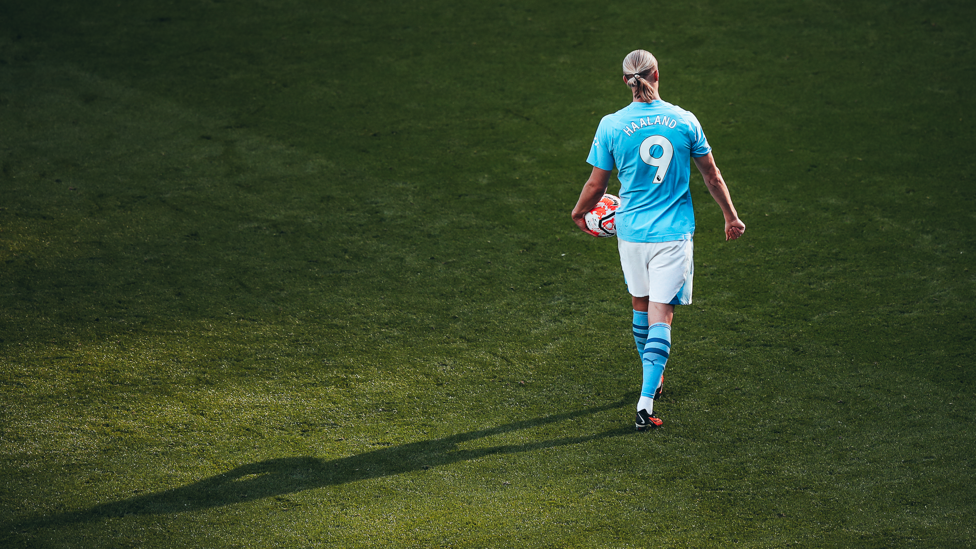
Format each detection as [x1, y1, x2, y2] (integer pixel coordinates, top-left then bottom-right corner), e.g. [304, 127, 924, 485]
[640, 322, 671, 400]
[632, 310, 649, 360]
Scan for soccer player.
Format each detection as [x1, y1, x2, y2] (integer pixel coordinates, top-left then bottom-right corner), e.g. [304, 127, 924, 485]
[571, 49, 745, 431]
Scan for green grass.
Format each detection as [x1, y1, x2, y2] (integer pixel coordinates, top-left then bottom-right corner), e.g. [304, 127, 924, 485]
[2, 0, 975, 546]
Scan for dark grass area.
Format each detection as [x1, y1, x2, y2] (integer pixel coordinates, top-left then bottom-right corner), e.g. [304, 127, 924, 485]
[2, 0, 975, 546]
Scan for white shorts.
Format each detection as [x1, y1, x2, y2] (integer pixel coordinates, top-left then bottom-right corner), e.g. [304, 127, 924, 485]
[618, 238, 694, 305]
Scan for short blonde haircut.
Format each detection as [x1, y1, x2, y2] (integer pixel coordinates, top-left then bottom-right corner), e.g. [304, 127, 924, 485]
[622, 50, 659, 102]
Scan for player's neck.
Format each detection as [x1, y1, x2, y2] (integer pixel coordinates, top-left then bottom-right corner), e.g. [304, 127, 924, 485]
[632, 90, 662, 103]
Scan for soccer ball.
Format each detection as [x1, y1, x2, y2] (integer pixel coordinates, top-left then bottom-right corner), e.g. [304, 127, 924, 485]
[584, 194, 620, 237]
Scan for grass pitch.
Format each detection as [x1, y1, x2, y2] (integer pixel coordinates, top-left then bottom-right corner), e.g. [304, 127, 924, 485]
[2, 0, 975, 547]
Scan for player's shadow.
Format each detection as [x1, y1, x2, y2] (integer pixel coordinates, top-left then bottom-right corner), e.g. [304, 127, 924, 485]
[9, 399, 632, 531]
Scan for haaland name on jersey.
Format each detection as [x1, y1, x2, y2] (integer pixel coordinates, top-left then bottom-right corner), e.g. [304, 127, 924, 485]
[621, 115, 679, 136]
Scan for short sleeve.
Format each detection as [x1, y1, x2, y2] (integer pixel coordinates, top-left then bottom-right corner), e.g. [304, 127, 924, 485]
[586, 121, 615, 171]
[687, 113, 711, 158]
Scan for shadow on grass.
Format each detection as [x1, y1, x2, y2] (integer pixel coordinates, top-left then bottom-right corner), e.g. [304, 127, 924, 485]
[9, 399, 634, 532]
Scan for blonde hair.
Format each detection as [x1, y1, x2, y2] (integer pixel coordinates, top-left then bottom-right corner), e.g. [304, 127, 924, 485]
[622, 50, 659, 102]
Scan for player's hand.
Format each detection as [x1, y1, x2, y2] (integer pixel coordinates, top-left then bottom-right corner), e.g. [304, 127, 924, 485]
[725, 218, 745, 241]
[572, 212, 601, 237]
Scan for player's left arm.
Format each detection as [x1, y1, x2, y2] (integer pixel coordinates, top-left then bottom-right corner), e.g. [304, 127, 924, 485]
[693, 153, 745, 241]
[571, 166, 612, 236]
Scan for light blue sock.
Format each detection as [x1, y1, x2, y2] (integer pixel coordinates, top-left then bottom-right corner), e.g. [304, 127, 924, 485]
[640, 323, 671, 404]
[632, 310, 648, 359]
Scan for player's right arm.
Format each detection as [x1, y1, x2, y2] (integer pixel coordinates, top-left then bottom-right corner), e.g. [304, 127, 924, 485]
[693, 153, 745, 241]
[571, 166, 612, 236]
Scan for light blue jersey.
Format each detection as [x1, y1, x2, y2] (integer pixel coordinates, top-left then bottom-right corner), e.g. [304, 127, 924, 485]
[587, 100, 711, 243]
